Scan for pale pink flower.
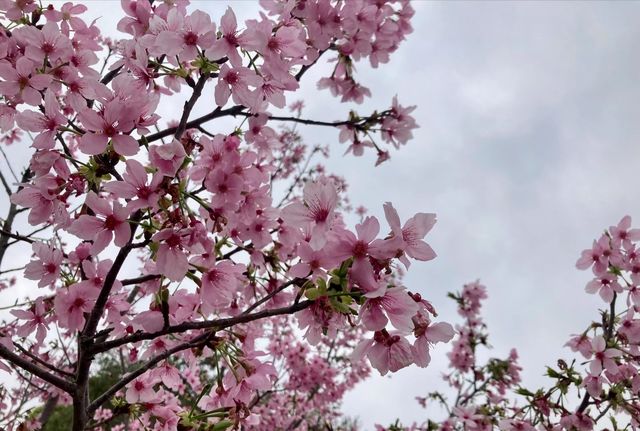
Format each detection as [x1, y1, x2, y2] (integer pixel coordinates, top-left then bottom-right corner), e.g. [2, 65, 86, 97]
[155, 9, 216, 61]
[565, 334, 592, 359]
[360, 288, 419, 333]
[412, 312, 455, 367]
[43, 2, 88, 35]
[149, 140, 186, 177]
[381, 202, 437, 267]
[24, 242, 63, 288]
[584, 273, 622, 303]
[151, 228, 191, 282]
[17, 90, 66, 149]
[588, 335, 621, 376]
[68, 192, 131, 255]
[289, 241, 340, 281]
[10, 297, 49, 345]
[333, 216, 380, 261]
[222, 357, 277, 405]
[576, 235, 616, 274]
[125, 376, 156, 404]
[54, 283, 98, 331]
[3, 0, 37, 21]
[206, 7, 248, 66]
[281, 180, 339, 237]
[0, 57, 51, 105]
[103, 159, 162, 211]
[214, 64, 263, 107]
[78, 101, 139, 156]
[609, 215, 640, 248]
[201, 261, 246, 308]
[14, 22, 72, 64]
[352, 330, 414, 375]
[10, 174, 69, 227]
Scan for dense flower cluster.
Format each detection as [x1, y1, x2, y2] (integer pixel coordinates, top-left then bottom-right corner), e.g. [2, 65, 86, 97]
[0, 1, 436, 430]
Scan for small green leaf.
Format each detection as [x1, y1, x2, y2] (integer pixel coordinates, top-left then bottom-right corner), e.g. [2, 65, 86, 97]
[211, 420, 233, 431]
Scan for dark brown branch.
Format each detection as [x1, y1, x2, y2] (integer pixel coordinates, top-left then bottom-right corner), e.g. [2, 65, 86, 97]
[240, 113, 352, 128]
[295, 48, 329, 81]
[91, 299, 312, 354]
[87, 330, 215, 413]
[0, 229, 35, 245]
[240, 277, 305, 316]
[14, 343, 74, 378]
[0, 343, 74, 393]
[174, 72, 210, 141]
[121, 274, 160, 286]
[99, 65, 123, 86]
[38, 396, 59, 427]
[81, 215, 141, 339]
[142, 105, 246, 144]
[0, 169, 32, 270]
[73, 212, 142, 431]
[0, 169, 11, 196]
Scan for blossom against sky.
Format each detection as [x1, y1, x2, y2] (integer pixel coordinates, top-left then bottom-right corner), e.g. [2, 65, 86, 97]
[3, 1, 640, 428]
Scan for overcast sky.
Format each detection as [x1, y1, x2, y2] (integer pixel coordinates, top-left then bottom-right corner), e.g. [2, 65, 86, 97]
[337, 2, 640, 428]
[3, 1, 640, 429]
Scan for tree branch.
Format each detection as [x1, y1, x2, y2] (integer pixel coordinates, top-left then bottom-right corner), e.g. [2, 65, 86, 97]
[14, 343, 74, 378]
[0, 343, 74, 393]
[0, 169, 12, 196]
[142, 105, 246, 144]
[0, 168, 32, 270]
[174, 72, 210, 141]
[87, 330, 215, 413]
[91, 299, 312, 354]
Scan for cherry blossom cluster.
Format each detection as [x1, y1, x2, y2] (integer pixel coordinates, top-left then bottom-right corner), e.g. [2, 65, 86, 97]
[0, 0, 434, 430]
[384, 217, 640, 431]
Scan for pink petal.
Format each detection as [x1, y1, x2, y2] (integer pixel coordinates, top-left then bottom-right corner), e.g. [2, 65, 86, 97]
[361, 301, 388, 331]
[407, 241, 436, 261]
[69, 215, 103, 240]
[79, 133, 108, 155]
[112, 134, 139, 156]
[90, 229, 113, 255]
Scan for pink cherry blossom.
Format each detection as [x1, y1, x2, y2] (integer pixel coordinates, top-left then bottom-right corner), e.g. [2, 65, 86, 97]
[78, 101, 139, 156]
[282, 179, 339, 237]
[125, 376, 156, 404]
[201, 260, 246, 308]
[104, 159, 162, 211]
[23, 242, 63, 288]
[149, 140, 186, 177]
[353, 330, 414, 375]
[381, 202, 437, 267]
[53, 282, 98, 331]
[206, 7, 248, 66]
[587, 335, 621, 376]
[214, 64, 263, 108]
[16, 90, 66, 149]
[10, 297, 49, 344]
[360, 288, 418, 333]
[584, 272, 623, 303]
[412, 312, 455, 367]
[68, 191, 131, 255]
[155, 9, 216, 61]
[0, 57, 51, 106]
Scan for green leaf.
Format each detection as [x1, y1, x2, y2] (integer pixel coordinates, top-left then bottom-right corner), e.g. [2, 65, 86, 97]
[514, 387, 534, 397]
[305, 287, 321, 300]
[211, 420, 233, 431]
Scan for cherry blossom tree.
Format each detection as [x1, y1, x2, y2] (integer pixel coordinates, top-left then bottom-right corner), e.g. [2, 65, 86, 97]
[0, 0, 451, 430]
[391, 218, 640, 430]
